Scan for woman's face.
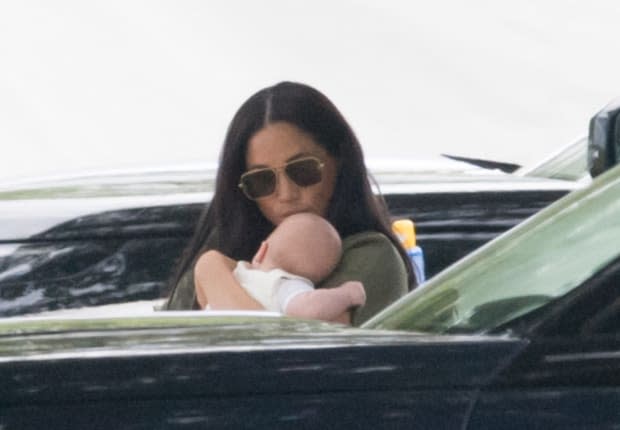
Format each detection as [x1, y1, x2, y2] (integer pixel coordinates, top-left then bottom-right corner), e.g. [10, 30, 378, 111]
[244, 122, 338, 226]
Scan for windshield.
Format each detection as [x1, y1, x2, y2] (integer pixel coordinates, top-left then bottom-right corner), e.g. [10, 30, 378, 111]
[365, 164, 620, 334]
[519, 137, 589, 182]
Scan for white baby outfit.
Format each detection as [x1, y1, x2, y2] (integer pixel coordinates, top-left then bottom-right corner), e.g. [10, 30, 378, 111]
[233, 261, 314, 313]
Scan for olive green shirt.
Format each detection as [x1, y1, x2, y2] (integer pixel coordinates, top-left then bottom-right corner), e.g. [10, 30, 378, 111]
[164, 231, 408, 326]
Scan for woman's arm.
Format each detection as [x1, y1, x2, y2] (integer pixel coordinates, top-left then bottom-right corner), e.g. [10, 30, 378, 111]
[194, 250, 264, 310]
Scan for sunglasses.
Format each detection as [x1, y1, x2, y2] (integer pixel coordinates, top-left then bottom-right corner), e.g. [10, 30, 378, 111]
[238, 156, 325, 200]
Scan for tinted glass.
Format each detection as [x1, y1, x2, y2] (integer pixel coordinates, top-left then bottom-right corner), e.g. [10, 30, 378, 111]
[521, 137, 589, 182]
[366, 164, 620, 334]
[240, 169, 276, 199]
[285, 158, 322, 186]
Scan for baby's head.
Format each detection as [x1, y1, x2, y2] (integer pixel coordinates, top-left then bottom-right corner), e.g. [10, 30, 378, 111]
[254, 213, 342, 284]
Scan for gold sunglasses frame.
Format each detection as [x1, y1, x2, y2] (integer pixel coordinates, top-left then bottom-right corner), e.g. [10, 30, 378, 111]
[238, 156, 325, 200]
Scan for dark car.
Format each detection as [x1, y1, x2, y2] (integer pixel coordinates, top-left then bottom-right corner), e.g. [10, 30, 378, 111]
[1, 157, 620, 428]
[0, 158, 580, 316]
[364, 167, 620, 428]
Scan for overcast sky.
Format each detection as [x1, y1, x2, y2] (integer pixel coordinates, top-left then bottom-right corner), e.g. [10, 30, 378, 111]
[2, 1, 620, 181]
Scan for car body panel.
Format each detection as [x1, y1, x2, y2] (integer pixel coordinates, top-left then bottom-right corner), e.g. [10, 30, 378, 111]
[0, 314, 525, 429]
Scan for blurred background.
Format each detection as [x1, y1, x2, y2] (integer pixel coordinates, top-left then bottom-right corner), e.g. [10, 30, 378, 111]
[2, 0, 620, 181]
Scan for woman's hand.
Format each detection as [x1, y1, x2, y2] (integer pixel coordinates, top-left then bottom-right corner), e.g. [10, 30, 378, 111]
[194, 250, 264, 310]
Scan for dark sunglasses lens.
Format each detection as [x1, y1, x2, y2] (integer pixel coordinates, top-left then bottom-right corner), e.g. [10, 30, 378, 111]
[285, 159, 322, 187]
[241, 169, 276, 199]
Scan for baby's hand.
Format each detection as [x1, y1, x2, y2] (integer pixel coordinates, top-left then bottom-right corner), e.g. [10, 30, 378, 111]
[341, 281, 366, 307]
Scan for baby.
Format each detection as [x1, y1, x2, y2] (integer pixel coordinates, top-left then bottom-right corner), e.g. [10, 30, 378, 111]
[200, 212, 366, 323]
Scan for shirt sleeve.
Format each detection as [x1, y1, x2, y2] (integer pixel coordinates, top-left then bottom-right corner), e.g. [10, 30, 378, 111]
[317, 231, 408, 326]
[275, 277, 315, 313]
[164, 229, 218, 311]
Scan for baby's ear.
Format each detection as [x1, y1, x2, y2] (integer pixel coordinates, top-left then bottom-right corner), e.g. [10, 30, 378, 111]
[252, 241, 268, 265]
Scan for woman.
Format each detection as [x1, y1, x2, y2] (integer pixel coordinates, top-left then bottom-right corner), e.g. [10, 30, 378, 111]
[165, 81, 415, 325]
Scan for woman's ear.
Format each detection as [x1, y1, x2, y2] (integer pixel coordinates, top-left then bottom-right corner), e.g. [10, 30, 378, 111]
[252, 241, 268, 266]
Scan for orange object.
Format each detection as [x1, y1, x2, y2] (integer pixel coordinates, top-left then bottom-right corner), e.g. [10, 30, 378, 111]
[392, 219, 416, 249]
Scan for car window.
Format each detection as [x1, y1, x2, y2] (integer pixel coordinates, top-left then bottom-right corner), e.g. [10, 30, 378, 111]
[365, 165, 620, 334]
[577, 263, 620, 336]
[545, 256, 620, 336]
[518, 137, 589, 182]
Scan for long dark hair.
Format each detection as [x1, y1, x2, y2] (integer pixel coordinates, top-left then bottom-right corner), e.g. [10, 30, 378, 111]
[168, 81, 415, 294]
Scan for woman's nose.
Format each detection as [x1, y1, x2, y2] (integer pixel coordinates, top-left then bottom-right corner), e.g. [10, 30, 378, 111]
[274, 171, 300, 200]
